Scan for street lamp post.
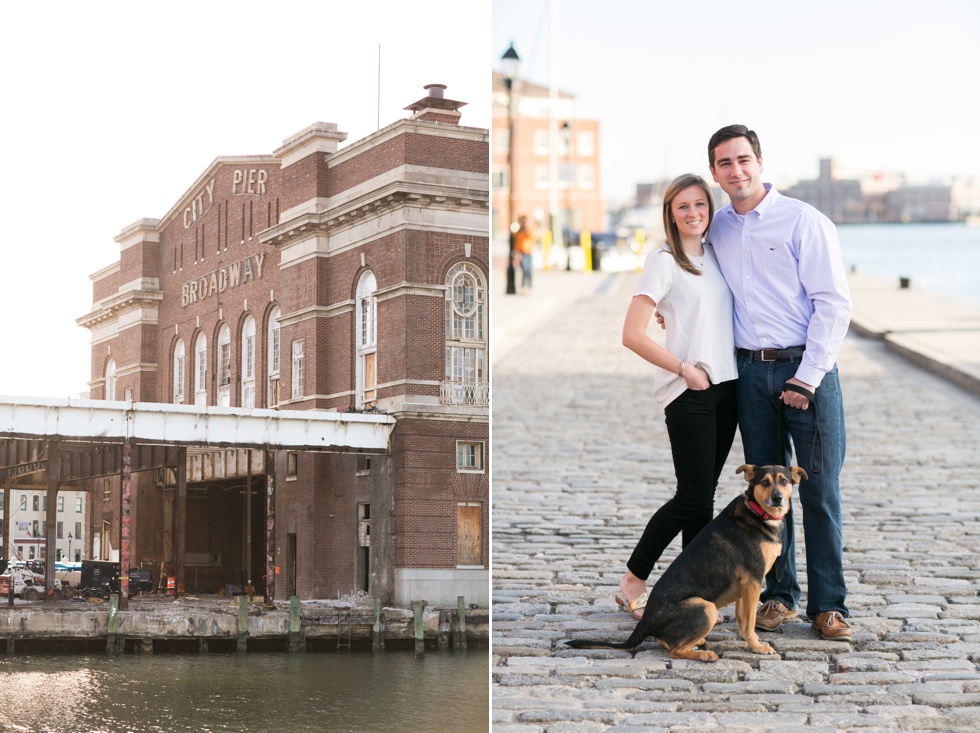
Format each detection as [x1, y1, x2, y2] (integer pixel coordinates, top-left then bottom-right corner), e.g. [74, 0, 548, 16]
[560, 121, 572, 268]
[501, 43, 520, 295]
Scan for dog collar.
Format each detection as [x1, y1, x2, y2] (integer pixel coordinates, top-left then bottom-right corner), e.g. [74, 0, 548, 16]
[747, 499, 777, 521]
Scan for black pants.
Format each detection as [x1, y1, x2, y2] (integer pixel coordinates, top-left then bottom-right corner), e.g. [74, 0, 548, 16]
[627, 380, 738, 580]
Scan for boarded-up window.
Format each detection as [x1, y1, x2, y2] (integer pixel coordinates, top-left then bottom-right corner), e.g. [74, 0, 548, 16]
[457, 503, 481, 566]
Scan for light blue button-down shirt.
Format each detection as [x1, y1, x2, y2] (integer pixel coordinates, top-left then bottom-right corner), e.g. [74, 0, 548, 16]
[710, 184, 852, 388]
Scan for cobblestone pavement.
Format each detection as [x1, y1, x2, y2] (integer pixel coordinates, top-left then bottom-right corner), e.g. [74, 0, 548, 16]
[492, 271, 980, 733]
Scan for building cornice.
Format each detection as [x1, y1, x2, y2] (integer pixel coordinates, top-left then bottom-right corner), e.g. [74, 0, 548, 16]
[260, 182, 488, 250]
[77, 288, 164, 330]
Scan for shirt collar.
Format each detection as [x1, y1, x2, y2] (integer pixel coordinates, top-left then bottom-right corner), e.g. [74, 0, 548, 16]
[725, 182, 779, 221]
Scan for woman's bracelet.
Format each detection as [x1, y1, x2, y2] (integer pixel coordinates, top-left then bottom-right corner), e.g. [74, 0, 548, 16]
[678, 360, 686, 377]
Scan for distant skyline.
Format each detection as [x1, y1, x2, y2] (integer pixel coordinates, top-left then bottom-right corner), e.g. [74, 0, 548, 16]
[492, 0, 980, 204]
[0, 1, 489, 400]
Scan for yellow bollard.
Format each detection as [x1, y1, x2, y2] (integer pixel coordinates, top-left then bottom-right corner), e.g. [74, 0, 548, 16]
[581, 230, 592, 272]
[635, 229, 646, 271]
[542, 229, 553, 271]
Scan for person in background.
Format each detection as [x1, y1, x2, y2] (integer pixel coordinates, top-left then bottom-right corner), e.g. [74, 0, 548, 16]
[707, 124, 853, 641]
[513, 215, 536, 294]
[617, 173, 738, 622]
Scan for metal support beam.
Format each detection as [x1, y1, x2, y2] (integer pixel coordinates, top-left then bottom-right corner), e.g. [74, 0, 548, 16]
[264, 450, 276, 604]
[44, 443, 59, 602]
[119, 442, 131, 609]
[176, 447, 187, 597]
[0, 397, 393, 453]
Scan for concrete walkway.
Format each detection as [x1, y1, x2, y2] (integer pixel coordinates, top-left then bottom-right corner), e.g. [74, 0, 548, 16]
[492, 268, 980, 732]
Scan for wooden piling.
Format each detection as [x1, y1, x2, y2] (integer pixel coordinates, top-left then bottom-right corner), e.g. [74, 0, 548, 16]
[438, 609, 451, 650]
[413, 600, 424, 655]
[107, 594, 119, 654]
[237, 595, 248, 652]
[199, 637, 208, 655]
[288, 596, 303, 652]
[372, 598, 384, 652]
[456, 595, 467, 650]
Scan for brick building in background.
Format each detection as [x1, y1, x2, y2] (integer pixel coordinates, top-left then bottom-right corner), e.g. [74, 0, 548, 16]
[491, 72, 605, 249]
[76, 85, 489, 607]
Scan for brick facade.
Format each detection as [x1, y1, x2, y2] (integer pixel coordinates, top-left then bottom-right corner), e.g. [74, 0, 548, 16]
[78, 87, 489, 608]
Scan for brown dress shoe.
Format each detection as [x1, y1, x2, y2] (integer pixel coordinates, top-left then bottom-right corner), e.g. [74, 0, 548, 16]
[755, 599, 797, 631]
[811, 611, 853, 641]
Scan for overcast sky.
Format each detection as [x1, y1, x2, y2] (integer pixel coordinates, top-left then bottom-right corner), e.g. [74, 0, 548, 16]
[0, 1, 489, 399]
[492, 0, 980, 202]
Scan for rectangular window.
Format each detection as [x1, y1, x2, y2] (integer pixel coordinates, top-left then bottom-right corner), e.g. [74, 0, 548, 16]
[578, 164, 596, 190]
[534, 164, 549, 190]
[286, 452, 298, 479]
[577, 130, 595, 157]
[58, 496, 64, 512]
[197, 350, 207, 394]
[245, 335, 255, 380]
[271, 327, 281, 374]
[456, 441, 485, 472]
[174, 355, 185, 402]
[533, 129, 549, 155]
[19, 495, 26, 511]
[219, 342, 231, 386]
[75, 497, 82, 513]
[103, 479, 111, 502]
[356, 455, 372, 474]
[32, 495, 39, 511]
[75, 522, 82, 541]
[31, 520, 39, 537]
[57, 521, 63, 539]
[291, 340, 305, 399]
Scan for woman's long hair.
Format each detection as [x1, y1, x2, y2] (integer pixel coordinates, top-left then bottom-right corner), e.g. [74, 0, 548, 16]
[661, 174, 714, 276]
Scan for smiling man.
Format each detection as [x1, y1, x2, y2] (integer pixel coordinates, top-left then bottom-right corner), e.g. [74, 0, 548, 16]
[707, 124, 853, 642]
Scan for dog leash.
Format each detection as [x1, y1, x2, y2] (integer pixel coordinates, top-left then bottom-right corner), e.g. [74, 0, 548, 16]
[768, 383, 822, 584]
[779, 382, 823, 475]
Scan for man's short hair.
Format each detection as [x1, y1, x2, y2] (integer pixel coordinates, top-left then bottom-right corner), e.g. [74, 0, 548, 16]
[708, 125, 762, 168]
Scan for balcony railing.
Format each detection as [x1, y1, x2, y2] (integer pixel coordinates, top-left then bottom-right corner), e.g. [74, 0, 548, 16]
[440, 380, 489, 406]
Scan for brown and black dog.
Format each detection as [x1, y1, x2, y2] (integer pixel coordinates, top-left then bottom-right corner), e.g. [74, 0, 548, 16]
[567, 464, 806, 662]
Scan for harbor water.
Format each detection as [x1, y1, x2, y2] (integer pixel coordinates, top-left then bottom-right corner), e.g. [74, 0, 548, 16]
[0, 649, 488, 732]
[837, 223, 980, 308]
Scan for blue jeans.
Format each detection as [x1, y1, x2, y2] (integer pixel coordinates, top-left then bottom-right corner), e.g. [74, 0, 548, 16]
[520, 252, 533, 288]
[735, 354, 848, 618]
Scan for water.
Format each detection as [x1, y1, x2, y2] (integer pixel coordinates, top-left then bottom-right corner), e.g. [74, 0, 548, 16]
[837, 223, 980, 308]
[0, 650, 488, 733]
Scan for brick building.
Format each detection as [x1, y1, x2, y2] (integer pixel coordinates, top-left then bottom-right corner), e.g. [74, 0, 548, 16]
[491, 72, 605, 250]
[76, 85, 489, 608]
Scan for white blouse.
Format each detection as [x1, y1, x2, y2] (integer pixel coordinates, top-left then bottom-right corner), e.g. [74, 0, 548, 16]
[634, 243, 737, 407]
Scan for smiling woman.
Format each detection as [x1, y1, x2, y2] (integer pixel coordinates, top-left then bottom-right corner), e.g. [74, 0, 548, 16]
[615, 172, 739, 621]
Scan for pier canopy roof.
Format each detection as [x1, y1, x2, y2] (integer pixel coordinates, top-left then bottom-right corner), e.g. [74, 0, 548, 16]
[0, 396, 393, 480]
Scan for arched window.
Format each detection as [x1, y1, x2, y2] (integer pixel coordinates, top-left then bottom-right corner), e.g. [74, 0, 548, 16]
[443, 263, 487, 405]
[194, 333, 208, 406]
[356, 271, 377, 409]
[267, 307, 281, 408]
[241, 315, 256, 408]
[217, 324, 231, 407]
[173, 339, 185, 404]
[105, 359, 117, 401]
